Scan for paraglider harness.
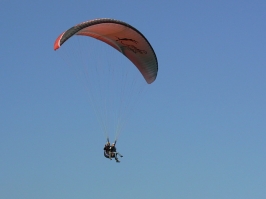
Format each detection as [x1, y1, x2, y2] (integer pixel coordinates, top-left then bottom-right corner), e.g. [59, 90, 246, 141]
[103, 138, 123, 161]
[103, 138, 116, 158]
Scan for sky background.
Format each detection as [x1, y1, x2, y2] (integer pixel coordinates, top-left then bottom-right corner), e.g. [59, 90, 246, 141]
[1, 0, 266, 198]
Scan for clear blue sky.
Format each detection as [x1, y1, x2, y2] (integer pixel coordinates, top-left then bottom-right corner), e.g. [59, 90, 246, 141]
[1, 0, 266, 198]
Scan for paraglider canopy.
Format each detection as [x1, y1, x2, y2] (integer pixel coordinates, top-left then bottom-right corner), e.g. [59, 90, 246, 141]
[54, 18, 158, 84]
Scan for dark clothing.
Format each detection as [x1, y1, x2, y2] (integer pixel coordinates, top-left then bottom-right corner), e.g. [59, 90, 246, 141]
[103, 143, 123, 162]
[103, 145, 110, 152]
[103, 150, 110, 158]
[110, 145, 116, 153]
[110, 145, 122, 162]
[103, 144, 111, 159]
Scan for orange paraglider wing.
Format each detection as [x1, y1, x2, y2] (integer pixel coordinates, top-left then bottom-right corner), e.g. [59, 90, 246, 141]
[54, 18, 158, 84]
